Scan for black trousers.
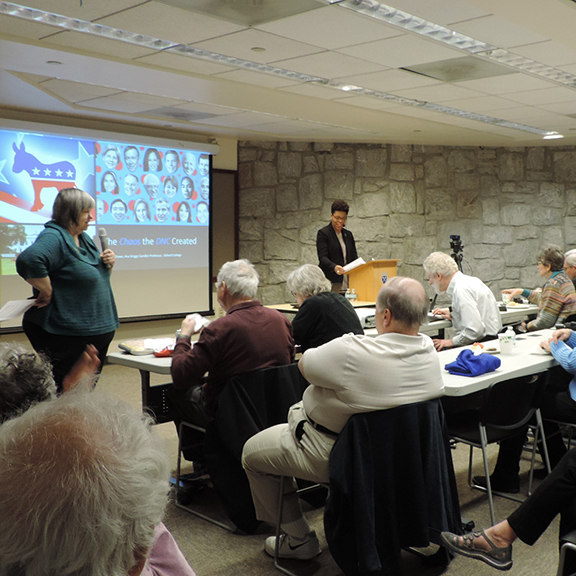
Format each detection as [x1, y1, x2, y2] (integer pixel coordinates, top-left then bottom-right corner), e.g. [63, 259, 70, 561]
[509, 448, 576, 575]
[23, 319, 114, 393]
[491, 389, 576, 480]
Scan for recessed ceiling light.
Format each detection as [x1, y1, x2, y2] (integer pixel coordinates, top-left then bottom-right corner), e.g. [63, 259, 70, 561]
[46, 60, 62, 65]
[542, 133, 564, 140]
[251, 47, 266, 52]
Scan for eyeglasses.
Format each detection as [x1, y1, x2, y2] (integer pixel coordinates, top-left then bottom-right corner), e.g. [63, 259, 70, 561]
[332, 215, 347, 222]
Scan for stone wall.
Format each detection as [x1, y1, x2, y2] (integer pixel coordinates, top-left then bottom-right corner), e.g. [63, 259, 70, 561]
[237, 141, 576, 304]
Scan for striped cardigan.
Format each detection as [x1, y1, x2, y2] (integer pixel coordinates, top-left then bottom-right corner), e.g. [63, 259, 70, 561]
[526, 271, 576, 331]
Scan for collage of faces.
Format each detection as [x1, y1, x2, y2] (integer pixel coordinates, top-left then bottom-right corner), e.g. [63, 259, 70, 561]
[95, 142, 210, 226]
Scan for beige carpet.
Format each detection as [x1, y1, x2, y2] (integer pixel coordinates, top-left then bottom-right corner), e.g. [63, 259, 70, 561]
[97, 361, 562, 576]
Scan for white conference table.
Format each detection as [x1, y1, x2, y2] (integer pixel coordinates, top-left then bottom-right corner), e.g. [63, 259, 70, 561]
[108, 319, 554, 411]
[363, 303, 539, 338]
[439, 329, 558, 397]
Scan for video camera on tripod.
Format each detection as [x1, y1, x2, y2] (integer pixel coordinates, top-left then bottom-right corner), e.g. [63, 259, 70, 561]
[450, 234, 464, 273]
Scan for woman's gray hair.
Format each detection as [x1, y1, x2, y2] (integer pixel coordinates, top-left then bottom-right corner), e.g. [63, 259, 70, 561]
[286, 264, 331, 298]
[52, 188, 95, 231]
[0, 389, 170, 576]
[0, 343, 56, 424]
[538, 244, 564, 272]
[217, 259, 259, 299]
[423, 251, 458, 277]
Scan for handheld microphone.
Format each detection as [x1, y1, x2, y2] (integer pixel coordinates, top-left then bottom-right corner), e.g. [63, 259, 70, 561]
[98, 228, 111, 269]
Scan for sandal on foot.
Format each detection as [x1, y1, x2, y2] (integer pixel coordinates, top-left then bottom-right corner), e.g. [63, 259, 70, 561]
[440, 530, 512, 571]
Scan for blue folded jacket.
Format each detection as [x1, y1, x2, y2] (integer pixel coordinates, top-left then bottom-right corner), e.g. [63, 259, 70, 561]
[445, 349, 501, 377]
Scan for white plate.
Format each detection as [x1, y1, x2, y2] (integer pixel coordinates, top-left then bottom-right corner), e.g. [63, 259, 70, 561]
[506, 303, 530, 309]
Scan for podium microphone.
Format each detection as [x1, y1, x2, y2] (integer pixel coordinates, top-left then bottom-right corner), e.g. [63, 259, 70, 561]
[98, 228, 111, 269]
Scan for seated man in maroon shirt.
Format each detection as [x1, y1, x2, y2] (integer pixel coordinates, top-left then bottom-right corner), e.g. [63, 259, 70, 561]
[169, 259, 295, 429]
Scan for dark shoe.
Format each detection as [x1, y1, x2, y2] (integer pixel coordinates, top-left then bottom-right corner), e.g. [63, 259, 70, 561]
[441, 530, 512, 571]
[532, 467, 548, 480]
[473, 475, 520, 494]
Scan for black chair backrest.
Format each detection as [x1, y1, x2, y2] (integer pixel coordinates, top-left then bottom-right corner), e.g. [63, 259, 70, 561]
[479, 374, 546, 431]
[325, 398, 462, 576]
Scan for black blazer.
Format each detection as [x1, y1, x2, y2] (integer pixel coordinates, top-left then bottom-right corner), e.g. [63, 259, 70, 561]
[316, 223, 358, 284]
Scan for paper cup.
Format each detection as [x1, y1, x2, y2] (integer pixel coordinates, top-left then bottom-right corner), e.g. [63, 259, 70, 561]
[498, 332, 514, 354]
[501, 292, 511, 303]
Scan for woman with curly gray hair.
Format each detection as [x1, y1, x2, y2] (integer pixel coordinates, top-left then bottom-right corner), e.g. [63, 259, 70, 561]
[286, 264, 363, 352]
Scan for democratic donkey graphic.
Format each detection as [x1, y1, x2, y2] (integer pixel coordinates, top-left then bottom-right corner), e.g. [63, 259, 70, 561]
[12, 142, 77, 211]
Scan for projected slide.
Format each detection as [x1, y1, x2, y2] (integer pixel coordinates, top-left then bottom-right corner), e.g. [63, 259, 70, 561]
[0, 130, 211, 274]
[0, 126, 213, 323]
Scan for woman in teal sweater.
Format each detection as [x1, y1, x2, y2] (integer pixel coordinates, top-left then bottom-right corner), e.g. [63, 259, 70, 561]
[17, 188, 119, 392]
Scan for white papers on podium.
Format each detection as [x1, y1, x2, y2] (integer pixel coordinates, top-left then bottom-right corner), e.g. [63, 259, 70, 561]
[0, 300, 35, 322]
[343, 257, 366, 273]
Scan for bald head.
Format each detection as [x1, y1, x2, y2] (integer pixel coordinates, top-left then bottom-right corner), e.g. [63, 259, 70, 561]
[376, 276, 429, 332]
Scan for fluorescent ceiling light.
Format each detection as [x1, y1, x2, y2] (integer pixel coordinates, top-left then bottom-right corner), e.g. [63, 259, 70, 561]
[0, 1, 564, 137]
[337, 0, 576, 91]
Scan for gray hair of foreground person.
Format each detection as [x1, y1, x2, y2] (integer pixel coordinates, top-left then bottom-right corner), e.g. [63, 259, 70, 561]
[286, 264, 331, 298]
[0, 389, 170, 576]
[423, 251, 458, 278]
[216, 259, 259, 299]
[377, 276, 429, 327]
[0, 342, 56, 424]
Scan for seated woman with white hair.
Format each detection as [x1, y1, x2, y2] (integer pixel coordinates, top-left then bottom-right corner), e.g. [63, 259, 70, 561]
[287, 264, 363, 352]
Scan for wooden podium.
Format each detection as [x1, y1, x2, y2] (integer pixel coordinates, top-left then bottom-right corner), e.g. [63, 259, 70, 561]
[348, 259, 400, 302]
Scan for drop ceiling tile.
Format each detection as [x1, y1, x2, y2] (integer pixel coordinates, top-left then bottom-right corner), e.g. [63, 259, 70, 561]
[197, 112, 282, 128]
[500, 86, 576, 106]
[491, 106, 559, 121]
[278, 83, 356, 101]
[255, 4, 402, 50]
[272, 51, 385, 80]
[511, 40, 576, 68]
[330, 95, 401, 110]
[96, 1, 245, 45]
[172, 102, 242, 116]
[335, 69, 441, 92]
[455, 72, 557, 94]
[190, 29, 322, 65]
[392, 83, 481, 102]
[389, 0, 491, 26]
[211, 69, 298, 89]
[538, 101, 576, 115]
[11, 0, 143, 20]
[451, 15, 547, 48]
[40, 31, 156, 60]
[136, 51, 233, 75]
[383, 105, 445, 120]
[337, 34, 462, 69]
[0, 14, 61, 39]
[39, 79, 123, 102]
[441, 95, 520, 112]
[80, 91, 186, 114]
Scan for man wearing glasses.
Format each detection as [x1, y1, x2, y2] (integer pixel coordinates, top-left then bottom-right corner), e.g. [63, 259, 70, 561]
[316, 200, 358, 293]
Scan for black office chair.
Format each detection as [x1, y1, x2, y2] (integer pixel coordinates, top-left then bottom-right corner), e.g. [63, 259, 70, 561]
[324, 399, 461, 576]
[176, 363, 309, 533]
[447, 375, 551, 525]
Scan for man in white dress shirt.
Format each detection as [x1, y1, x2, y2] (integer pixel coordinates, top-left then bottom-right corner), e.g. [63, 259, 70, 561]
[242, 276, 444, 560]
[423, 251, 502, 351]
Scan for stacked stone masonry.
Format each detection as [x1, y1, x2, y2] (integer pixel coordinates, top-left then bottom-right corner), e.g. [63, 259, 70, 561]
[238, 141, 576, 305]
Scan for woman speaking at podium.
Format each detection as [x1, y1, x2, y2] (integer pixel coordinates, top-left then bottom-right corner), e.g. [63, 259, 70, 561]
[316, 200, 358, 293]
